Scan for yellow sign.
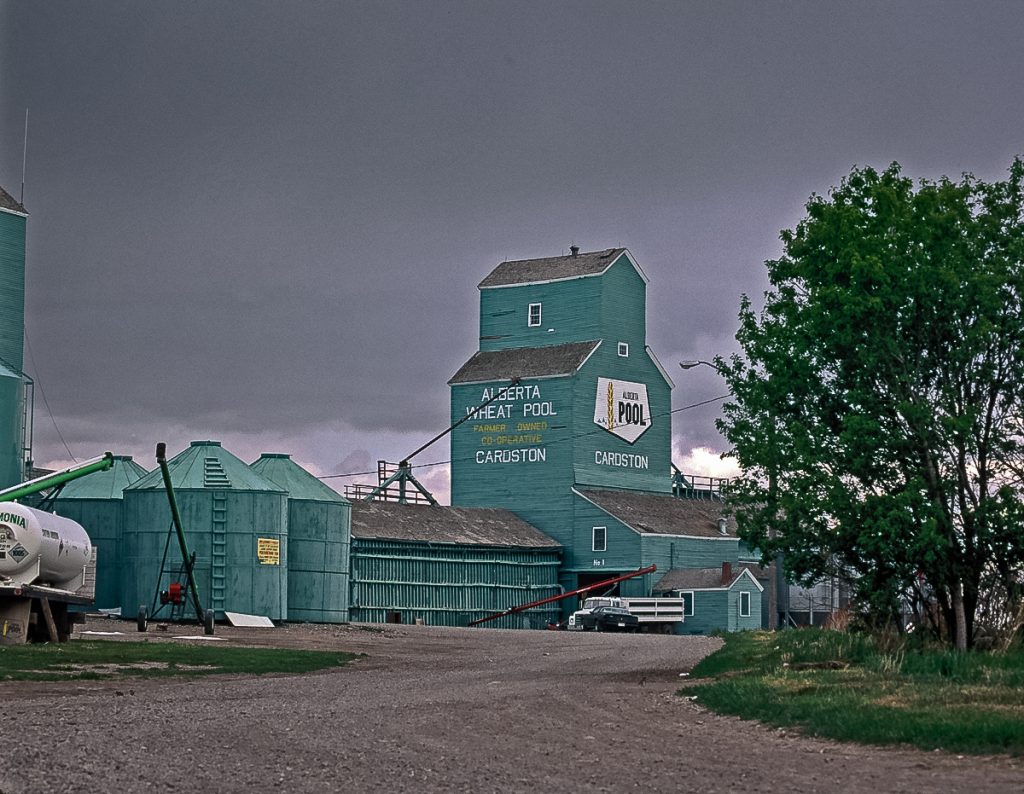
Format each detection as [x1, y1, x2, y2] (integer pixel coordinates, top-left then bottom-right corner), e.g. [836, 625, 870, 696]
[257, 537, 280, 565]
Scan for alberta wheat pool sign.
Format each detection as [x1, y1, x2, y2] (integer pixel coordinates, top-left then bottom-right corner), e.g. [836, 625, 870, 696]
[593, 377, 651, 444]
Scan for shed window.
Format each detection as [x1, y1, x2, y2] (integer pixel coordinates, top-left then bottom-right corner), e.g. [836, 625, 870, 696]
[592, 526, 607, 552]
[679, 591, 695, 617]
[617, 342, 629, 357]
[528, 303, 542, 327]
[739, 591, 751, 618]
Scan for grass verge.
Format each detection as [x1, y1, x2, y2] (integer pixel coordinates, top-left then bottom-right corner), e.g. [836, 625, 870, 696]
[0, 641, 357, 681]
[687, 629, 1024, 756]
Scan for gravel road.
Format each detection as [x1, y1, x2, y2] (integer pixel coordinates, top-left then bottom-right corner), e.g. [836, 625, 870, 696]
[0, 620, 1021, 793]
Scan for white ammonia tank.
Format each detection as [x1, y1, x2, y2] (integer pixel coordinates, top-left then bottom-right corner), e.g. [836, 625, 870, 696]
[0, 501, 92, 590]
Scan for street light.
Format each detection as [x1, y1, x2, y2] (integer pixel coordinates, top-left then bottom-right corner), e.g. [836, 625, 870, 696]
[679, 360, 720, 371]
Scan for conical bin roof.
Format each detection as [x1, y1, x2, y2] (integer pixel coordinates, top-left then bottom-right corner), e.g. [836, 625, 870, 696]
[126, 441, 285, 493]
[57, 455, 149, 500]
[250, 453, 349, 503]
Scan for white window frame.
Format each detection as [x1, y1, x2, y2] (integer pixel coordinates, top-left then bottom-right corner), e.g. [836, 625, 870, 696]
[528, 303, 542, 327]
[592, 526, 607, 552]
[739, 590, 751, 618]
[617, 342, 629, 357]
[679, 591, 695, 617]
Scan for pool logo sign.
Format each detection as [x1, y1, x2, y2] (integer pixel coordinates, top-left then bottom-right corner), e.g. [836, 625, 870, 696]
[593, 377, 651, 444]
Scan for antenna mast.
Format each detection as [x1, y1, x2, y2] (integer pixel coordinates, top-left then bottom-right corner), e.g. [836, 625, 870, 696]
[21, 109, 29, 205]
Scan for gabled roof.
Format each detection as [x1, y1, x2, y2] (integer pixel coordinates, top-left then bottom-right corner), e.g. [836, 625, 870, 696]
[0, 185, 26, 215]
[127, 441, 285, 493]
[574, 488, 738, 538]
[56, 456, 149, 500]
[653, 565, 764, 593]
[479, 248, 645, 288]
[350, 502, 560, 548]
[250, 454, 349, 503]
[449, 340, 600, 385]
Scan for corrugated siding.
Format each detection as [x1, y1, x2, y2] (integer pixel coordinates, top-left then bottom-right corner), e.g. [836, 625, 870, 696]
[51, 499, 123, 609]
[0, 372, 22, 491]
[350, 539, 561, 628]
[121, 489, 288, 620]
[0, 211, 26, 372]
[287, 499, 351, 622]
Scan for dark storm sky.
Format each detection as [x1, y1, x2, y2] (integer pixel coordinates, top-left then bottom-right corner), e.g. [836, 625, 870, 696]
[1, 1, 1022, 498]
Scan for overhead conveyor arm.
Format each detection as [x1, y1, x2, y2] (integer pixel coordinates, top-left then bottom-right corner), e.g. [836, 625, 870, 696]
[468, 565, 657, 627]
[0, 452, 114, 502]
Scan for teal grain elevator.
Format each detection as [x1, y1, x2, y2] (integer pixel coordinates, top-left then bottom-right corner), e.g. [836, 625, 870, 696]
[449, 248, 763, 630]
[0, 185, 28, 491]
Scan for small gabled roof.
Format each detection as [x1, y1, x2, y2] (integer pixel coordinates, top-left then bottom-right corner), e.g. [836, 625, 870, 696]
[250, 453, 349, 503]
[350, 502, 560, 548]
[56, 456, 149, 500]
[574, 488, 738, 538]
[653, 565, 764, 593]
[449, 340, 600, 385]
[479, 248, 645, 288]
[0, 185, 26, 215]
[127, 441, 285, 493]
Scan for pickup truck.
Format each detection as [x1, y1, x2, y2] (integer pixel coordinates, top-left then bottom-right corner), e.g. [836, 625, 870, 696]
[574, 605, 640, 632]
[567, 596, 685, 633]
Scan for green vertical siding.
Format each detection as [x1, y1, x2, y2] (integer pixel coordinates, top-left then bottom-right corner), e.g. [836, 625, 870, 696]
[350, 539, 561, 627]
[0, 208, 26, 492]
[51, 500, 123, 608]
[0, 209, 26, 372]
[0, 368, 22, 491]
[121, 489, 288, 621]
[285, 499, 351, 622]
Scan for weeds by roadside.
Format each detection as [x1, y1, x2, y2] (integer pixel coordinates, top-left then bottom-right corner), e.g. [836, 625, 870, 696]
[0, 641, 356, 681]
[686, 629, 1024, 756]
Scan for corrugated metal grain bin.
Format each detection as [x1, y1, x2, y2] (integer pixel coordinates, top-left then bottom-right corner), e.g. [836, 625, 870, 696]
[350, 502, 561, 628]
[0, 363, 22, 491]
[121, 441, 288, 621]
[0, 187, 27, 491]
[250, 453, 351, 623]
[53, 455, 149, 609]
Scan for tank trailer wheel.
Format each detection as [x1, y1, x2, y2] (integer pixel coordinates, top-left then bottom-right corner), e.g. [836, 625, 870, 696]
[203, 609, 215, 635]
[137, 606, 148, 632]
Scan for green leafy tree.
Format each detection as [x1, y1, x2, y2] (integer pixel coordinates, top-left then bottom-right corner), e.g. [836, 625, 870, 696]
[717, 160, 1024, 650]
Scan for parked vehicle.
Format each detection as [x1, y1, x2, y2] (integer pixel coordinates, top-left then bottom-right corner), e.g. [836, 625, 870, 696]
[576, 605, 640, 632]
[567, 595, 685, 633]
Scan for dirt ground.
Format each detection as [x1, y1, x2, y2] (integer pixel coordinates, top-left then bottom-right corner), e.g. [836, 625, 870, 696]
[0, 617, 1021, 793]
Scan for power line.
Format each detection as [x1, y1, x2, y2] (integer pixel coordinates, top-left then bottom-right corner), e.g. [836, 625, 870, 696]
[317, 393, 729, 480]
[23, 329, 77, 463]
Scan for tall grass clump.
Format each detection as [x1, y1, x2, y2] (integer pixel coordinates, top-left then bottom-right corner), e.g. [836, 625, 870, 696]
[686, 629, 1024, 756]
